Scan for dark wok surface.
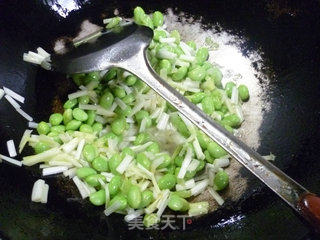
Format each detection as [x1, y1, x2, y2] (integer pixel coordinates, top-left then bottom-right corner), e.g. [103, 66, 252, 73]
[0, 0, 319, 239]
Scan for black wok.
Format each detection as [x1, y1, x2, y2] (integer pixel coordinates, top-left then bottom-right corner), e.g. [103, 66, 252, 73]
[0, 0, 319, 239]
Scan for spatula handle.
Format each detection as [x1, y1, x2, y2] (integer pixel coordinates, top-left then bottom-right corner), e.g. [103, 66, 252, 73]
[298, 193, 320, 231]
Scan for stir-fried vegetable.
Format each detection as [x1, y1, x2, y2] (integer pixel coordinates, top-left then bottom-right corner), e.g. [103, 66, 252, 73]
[21, 6, 251, 227]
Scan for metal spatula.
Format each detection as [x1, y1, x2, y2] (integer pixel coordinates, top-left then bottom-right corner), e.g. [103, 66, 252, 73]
[51, 22, 320, 230]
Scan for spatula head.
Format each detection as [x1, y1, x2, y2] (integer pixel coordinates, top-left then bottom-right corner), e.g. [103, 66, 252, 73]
[51, 22, 153, 74]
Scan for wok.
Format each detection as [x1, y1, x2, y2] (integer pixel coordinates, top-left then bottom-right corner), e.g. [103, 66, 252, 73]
[0, 0, 319, 239]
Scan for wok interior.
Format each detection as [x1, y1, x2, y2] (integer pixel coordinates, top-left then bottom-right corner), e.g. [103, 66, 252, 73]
[0, 0, 319, 239]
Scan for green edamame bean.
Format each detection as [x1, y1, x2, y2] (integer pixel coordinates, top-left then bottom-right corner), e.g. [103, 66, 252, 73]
[158, 153, 172, 169]
[95, 84, 103, 94]
[133, 79, 149, 93]
[85, 174, 105, 187]
[63, 109, 73, 125]
[187, 40, 197, 50]
[202, 62, 213, 70]
[133, 6, 153, 28]
[143, 214, 159, 228]
[125, 75, 137, 86]
[92, 122, 103, 133]
[120, 178, 132, 195]
[196, 130, 209, 149]
[76, 167, 97, 179]
[207, 66, 223, 88]
[171, 66, 188, 82]
[214, 170, 229, 191]
[158, 173, 176, 190]
[221, 104, 228, 114]
[121, 147, 134, 158]
[170, 114, 190, 138]
[72, 73, 85, 86]
[174, 155, 183, 167]
[65, 120, 81, 131]
[86, 110, 95, 126]
[37, 121, 50, 135]
[114, 105, 132, 117]
[47, 131, 62, 144]
[63, 98, 78, 109]
[111, 117, 126, 135]
[153, 29, 166, 41]
[95, 135, 108, 146]
[122, 93, 135, 105]
[79, 124, 93, 133]
[51, 125, 65, 133]
[238, 84, 250, 101]
[196, 47, 209, 64]
[66, 130, 74, 135]
[175, 190, 191, 198]
[34, 141, 50, 154]
[135, 110, 149, 124]
[92, 156, 109, 172]
[223, 124, 233, 133]
[127, 185, 142, 209]
[188, 66, 206, 82]
[159, 59, 172, 73]
[204, 150, 214, 163]
[200, 76, 215, 91]
[89, 189, 106, 206]
[84, 72, 100, 85]
[168, 194, 189, 211]
[175, 167, 181, 177]
[99, 92, 114, 109]
[104, 132, 122, 146]
[149, 40, 156, 50]
[49, 113, 63, 126]
[134, 132, 149, 146]
[221, 114, 241, 128]
[196, 160, 205, 172]
[113, 86, 126, 98]
[211, 89, 222, 98]
[214, 111, 224, 120]
[103, 68, 117, 81]
[187, 92, 206, 104]
[166, 164, 175, 175]
[146, 142, 160, 154]
[108, 193, 127, 210]
[106, 16, 121, 29]
[136, 152, 151, 170]
[142, 15, 154, 29]
[225, 82, 236, 98]
[170, 30, 180, 44]
[139, 190, 153, 208]
[123, 107, 133, 119]
[142, 116, 152, 129]
[133, 6, 145, 24]
[152, 11, 164, 27]
[78, 95, 90, 104]
[82, 144, 97, 162]
[207, 141, 227, 159]
[212, 96, 222, 110]
[72, 108, 88, 122]
[108, 175, 122, 195]
[201, 96, 215, 115]
[109, 153, 122, 174]
[184, 170, 196, 180]
[156, 41, 175, 52]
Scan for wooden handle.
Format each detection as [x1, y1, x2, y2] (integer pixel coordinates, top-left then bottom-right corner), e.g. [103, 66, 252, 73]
[297, 193, 320, 231]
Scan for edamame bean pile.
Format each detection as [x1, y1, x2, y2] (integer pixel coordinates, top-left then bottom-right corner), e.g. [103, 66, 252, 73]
[22, 6, 250, 227]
